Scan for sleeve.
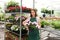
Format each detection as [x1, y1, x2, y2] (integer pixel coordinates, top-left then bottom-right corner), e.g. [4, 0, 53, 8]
[36, 17, 40, 22]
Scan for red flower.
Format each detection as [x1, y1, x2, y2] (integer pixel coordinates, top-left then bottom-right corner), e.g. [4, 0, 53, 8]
[22, 6, 26, 10]
[8, 6, 16, 10]
[16, 6, 20, 9]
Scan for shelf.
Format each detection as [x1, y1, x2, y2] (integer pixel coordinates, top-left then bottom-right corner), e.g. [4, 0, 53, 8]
[5, 22, 13, 24]
[43, 17, 60, 20]
[5, 12, 20, 14]
[0, 21, 5, 24]
[6, 29, 20, 37]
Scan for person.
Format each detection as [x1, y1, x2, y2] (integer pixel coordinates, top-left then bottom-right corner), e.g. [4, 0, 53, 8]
[23, 9, 41, 40]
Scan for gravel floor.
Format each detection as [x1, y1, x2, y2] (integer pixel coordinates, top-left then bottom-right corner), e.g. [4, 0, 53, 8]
[40, 27, 60, 40]
[0, 29, 4, 40]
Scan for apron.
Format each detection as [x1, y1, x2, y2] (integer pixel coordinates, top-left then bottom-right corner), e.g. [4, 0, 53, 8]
[27, 17, 40, 40]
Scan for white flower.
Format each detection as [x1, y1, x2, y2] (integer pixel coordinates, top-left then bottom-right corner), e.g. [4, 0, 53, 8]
[11, 25, 18, 31]
[11, 26, 15, 30]
[15, 28, 18, 31]
[31, 21, 37, 25]
[28, 21, 31, 25]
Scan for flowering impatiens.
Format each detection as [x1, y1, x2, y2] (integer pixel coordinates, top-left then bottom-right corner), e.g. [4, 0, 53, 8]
[24, 21, 40, 29]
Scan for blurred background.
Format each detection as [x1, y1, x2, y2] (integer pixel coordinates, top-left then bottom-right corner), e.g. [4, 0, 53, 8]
[0, 0, 60, 40]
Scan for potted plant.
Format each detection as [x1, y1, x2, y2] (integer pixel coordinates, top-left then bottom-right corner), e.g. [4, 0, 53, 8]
[5, 1, 20, 13]
[0, 13, 5, 21]
[41, 20, 50, 28]
[51, 20, 60, 30]
[41, 8, 54, 17]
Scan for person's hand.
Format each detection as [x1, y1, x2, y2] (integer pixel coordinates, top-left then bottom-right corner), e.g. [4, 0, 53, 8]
[26, 27, 29, 31]
[37, 26, 41, 30]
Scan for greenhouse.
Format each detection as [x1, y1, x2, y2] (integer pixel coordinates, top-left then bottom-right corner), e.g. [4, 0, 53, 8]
[0, 0, 60, 40]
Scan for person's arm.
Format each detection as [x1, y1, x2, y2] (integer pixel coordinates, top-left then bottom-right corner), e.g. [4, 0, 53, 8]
[23, 18, 30, 30]
[36, 17, 41, 29]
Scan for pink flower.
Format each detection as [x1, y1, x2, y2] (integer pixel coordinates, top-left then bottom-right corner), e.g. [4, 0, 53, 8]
[8, 7, 15, 10]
